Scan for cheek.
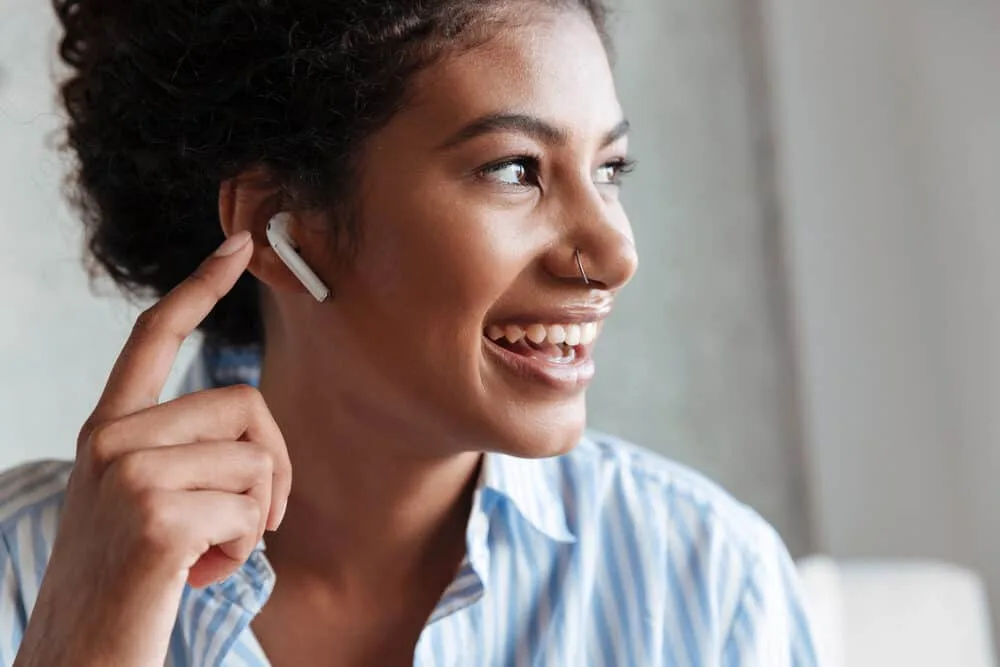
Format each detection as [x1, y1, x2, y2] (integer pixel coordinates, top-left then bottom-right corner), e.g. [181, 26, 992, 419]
[347, 186, 542, 439]
[361, 187, 529, 325]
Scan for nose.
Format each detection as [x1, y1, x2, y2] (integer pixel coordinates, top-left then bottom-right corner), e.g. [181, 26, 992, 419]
[544, 193, 639, 291]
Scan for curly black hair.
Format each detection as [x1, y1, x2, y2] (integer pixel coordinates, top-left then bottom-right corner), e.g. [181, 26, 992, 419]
[52, 0, 612, 346]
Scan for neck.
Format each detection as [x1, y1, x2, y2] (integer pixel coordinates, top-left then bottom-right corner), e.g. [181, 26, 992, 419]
[256, 343, 481, 592]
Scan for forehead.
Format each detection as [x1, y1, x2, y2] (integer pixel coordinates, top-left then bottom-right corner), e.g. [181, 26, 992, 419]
[403, 10, 623, 139]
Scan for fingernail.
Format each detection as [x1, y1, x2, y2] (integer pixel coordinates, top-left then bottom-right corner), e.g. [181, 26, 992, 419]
[214, 231, 252, 257]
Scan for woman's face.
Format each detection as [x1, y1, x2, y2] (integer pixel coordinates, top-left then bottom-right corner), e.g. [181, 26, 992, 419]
[295, 9, 637, 457]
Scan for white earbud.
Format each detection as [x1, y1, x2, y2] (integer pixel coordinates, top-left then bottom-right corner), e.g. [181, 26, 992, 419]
[265, 212, 331, 303]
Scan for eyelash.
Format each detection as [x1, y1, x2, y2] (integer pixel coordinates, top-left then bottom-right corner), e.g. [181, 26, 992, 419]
[599, 157, 638, 184]
[479, 155, 638, 188]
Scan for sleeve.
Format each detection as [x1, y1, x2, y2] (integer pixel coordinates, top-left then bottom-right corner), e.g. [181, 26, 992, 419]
[0, 532, 26, 666]
[721, 527, 821, 667]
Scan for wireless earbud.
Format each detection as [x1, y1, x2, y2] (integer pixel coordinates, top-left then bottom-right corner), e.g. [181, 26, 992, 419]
[265, 212, 331, 303]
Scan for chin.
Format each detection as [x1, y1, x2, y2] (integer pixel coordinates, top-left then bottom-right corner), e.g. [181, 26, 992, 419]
[487, 400, 588, 459]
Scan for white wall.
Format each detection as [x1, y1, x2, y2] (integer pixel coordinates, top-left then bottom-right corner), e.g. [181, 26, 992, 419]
[764, 0, 1000, 632]
[0, 1, 197, 469]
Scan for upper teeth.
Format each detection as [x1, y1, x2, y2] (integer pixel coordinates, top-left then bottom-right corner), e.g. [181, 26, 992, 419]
[485, 322, 599, 346]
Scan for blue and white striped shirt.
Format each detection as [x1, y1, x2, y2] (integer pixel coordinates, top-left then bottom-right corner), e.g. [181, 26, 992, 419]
[0, 345, 819, 666]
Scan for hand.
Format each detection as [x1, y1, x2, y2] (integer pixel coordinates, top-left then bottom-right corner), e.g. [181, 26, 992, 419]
[14, 231, 292, 667]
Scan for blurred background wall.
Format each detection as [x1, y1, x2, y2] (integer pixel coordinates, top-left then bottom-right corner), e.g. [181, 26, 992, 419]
[2, 0, 999, 647]
[763, 0, 1000, 642]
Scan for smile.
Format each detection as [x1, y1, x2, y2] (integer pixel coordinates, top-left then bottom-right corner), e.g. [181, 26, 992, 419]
[482, 321, 600, 391]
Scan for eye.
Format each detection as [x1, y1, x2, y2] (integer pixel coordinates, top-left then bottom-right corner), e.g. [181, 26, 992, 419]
[480, 157, 541, 187]
[595, 157, 637, 186]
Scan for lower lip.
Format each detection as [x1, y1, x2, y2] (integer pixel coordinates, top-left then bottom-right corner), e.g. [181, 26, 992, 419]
[482, 337, 596, 391]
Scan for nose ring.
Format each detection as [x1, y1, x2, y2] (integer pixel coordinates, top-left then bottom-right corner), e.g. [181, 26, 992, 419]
[575, 248, 590, 285]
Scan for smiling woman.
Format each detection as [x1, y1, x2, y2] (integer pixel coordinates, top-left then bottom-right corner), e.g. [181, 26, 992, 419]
[0, 1, 817, 666]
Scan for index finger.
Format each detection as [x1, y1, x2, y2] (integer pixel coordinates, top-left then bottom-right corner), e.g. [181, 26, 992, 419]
[88, 231, 254, 427]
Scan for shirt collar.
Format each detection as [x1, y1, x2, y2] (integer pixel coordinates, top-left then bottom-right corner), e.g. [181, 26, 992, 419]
[480, 452, 576, 543]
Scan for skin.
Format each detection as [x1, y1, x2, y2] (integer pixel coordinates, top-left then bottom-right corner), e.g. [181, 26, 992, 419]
[16, 6, 637, 667]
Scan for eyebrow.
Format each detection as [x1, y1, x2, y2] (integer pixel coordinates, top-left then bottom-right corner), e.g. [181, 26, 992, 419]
[438, 113, 631, 151]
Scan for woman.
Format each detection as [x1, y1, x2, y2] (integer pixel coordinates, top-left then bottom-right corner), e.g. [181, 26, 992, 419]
[2, 0, 818, 665]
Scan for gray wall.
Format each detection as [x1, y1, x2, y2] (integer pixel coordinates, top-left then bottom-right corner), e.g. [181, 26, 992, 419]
[764, 0, 1000, 642]
[591, 0, 813, 555]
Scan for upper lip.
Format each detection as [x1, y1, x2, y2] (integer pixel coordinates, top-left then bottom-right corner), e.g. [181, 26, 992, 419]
[484, 296, 615, 327]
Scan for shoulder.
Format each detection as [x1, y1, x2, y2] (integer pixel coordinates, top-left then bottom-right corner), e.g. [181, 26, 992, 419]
[0, 460, 72, 642]
[0, 460, 71, 582]
[553, 433, 818, 663]
[0, 460, 72, 534]
[564, 430, 782, 560]
[552, 430, 791, 587]
[559, 433, 794, 617]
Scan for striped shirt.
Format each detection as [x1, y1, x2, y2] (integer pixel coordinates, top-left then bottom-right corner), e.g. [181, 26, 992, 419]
[0, 345, 819, 666]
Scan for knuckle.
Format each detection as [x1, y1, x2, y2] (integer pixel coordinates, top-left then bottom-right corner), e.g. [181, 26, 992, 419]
[86, 421, 122, 469]
[278, 441, 292, 475]
[245, 444, 274, 477]
[229, 383, 263, 407]
[77, 415, 102, 451]
[133, 490, 178, 550]
[270, 440, 292, 480]
[109, 452, 152, 491]
[242, 497, 263, 532]
[223, 501, 261, 562]
[228, 384, 269, 425]
[133, 306, 164, 336]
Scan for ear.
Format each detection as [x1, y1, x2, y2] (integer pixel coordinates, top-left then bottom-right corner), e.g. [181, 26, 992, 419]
[218, 167, 332, 296]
